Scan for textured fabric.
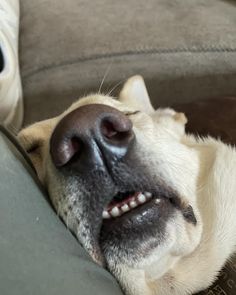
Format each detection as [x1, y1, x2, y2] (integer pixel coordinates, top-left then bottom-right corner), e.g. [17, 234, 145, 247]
[19, 0, 236, 125]
[0, 129, 123, 295]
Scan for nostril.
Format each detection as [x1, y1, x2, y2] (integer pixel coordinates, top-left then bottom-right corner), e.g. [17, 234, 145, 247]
[51, 135, 82, 167]
[71, 137, 82, 154]
[101, 120, 119, 139]
[100, 116, 133, 144]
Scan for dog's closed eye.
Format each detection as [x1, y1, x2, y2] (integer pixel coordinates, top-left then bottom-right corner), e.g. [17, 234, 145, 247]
[18, 118, 59, 183]
[26, 142, 42, 154]
[124, 110, 140, 116]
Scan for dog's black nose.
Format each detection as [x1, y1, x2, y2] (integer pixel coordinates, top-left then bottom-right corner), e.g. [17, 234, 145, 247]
[50, 104, 134, 170]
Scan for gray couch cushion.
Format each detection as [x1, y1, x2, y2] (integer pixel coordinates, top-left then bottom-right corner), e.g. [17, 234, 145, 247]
[19, 0, 236, 125]
[0, 128, 123, 295]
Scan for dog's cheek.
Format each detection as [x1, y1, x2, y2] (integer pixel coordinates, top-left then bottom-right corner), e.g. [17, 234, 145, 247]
[170, 211, 203, 257]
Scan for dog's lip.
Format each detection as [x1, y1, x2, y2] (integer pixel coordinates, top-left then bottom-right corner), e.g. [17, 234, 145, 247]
[100, 186, 175, 229]
[101, 184, 180, 220]
[99, 194, 174, 251]
[79, 185, 196, 265]
[102, 196, 166, 225]
[99, 186, 197, 251]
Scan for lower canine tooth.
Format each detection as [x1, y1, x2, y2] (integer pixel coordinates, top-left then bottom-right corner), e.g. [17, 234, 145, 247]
[155, 198, 161, 204]
[102, 211, 110, 219]
[121, 204, 129, 212]
[137, 193, 146, 203]
[129, 200, 138, 208]
[110, 207, 120, 217]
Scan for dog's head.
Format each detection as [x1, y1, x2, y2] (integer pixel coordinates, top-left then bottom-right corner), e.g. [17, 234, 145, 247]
[18, 76, 202, 293]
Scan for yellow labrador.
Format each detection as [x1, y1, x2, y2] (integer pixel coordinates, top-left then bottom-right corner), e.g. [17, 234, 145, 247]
[18, 76, 236, 295]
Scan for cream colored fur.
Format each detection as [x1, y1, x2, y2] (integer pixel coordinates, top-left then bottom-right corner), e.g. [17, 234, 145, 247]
[18, 76, 236, 295]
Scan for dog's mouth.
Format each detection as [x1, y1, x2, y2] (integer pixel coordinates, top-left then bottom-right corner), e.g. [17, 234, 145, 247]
[98, 186, 178, 263]
[102, 191, 153, 219]
[96, 184, 197, 265]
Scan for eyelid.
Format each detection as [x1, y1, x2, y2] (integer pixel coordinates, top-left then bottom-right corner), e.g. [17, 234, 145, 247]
[124, 110, 140, 116]
[26, 143, 42, 154]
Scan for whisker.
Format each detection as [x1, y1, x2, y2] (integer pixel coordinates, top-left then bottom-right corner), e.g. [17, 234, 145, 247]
[106, 77, 127, 97]
[98, 63, 113, 94]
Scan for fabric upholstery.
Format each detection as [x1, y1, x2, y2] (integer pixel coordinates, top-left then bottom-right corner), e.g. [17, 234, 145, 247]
[0, 128, 123, 295]
[19, 0, 236, 125]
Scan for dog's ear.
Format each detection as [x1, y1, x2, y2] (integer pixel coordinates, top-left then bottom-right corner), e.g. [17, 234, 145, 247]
[119, 75, 154, 114]
[18, 119, 55, 183]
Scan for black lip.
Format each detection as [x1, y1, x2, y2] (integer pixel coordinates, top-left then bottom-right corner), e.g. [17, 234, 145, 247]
[99, 185, 197, 262]
[100, 186, 175, 233]
[99, 196, 174, 261]
[101, 196, 172, 235]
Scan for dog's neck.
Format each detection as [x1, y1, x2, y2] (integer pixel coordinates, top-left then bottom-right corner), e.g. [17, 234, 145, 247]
[162, 136, 236, 294]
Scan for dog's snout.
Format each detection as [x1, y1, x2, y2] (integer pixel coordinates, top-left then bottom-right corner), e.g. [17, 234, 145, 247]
[50, 104, 134, 169]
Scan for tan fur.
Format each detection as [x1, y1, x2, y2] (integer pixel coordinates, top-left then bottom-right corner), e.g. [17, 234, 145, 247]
[18, 76, 236, 295]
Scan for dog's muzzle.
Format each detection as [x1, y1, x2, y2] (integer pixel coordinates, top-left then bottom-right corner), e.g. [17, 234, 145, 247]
[49, 104, 196, 265]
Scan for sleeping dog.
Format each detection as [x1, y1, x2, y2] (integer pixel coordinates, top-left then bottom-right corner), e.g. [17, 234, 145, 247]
[18, 76, 236, 295]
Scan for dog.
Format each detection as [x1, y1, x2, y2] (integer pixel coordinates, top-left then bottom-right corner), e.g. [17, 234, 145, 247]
[18, 76, 236, 295]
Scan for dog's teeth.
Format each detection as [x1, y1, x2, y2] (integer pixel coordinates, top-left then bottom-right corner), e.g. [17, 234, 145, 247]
[137, 193, 146, 203]
[102, 211, 111, 219]
[121, 204, 130, 212]
[105, 192, 153, 218]
[155, 198, 161, 204]
[110, 206, 120, 217]
[144, 192, 152, 198]
[129, 200, 138, 208]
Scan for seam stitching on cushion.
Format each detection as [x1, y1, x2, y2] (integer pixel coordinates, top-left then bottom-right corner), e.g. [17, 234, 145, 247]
[23, 46, 236, 79]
